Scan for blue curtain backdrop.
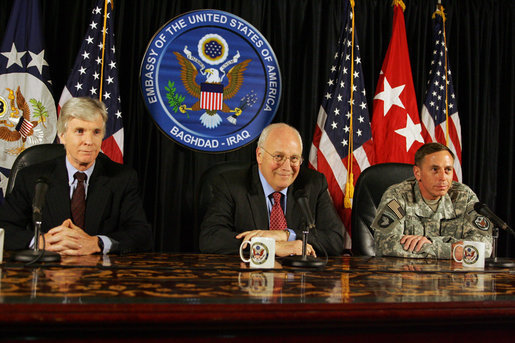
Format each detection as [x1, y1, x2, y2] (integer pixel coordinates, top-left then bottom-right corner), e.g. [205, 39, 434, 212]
[0, 0, 513, 256]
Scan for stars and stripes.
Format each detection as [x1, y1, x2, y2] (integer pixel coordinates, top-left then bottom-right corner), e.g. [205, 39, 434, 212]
[371, 0, 424, 164]
[309, 1, 374, 249]
[58, 0, 124, 163]
[420, 5, 462, 181]
[200, 83, 224, 111]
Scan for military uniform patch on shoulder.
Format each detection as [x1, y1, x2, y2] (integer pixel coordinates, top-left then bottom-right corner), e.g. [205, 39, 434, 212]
[378, 214, 395, 228]
[387, 200, 405, 220]
[474, 216, 490, 231]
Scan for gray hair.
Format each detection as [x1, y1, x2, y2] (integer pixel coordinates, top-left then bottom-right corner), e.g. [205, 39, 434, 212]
[57, 97, 108, 136]
[257, 123, 303, 150]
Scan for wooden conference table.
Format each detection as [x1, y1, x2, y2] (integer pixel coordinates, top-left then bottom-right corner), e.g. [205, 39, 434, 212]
[0, 252, 514, 341]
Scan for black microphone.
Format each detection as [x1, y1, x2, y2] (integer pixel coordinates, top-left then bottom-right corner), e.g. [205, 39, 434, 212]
[293, 189, 315, 230]
[474, 202, 511, 232]
[14, 176, 60, 263]
[281, 189, 326, 268]
[474, 202, 515, 268]
[32, 177, 49, 222]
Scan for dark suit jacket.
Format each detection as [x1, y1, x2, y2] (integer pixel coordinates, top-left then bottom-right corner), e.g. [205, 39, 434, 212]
[0, 154, 152, 253]
[199, 164, 345, 256]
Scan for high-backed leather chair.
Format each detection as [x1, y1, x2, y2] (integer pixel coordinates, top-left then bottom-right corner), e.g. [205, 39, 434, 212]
[194, 160, 250, 252]
[351, 163, 414, 256]
[6, 144, 66, 197]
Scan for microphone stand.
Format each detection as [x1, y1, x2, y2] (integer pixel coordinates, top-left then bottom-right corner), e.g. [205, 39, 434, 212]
[14, 218, 61, 263]
[486, 225, 515, 268]
[281, 223, 327, 268]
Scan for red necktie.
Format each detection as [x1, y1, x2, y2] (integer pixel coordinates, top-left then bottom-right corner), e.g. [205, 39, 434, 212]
[269, 192, 287, 230]
[71, 172, 86, 228]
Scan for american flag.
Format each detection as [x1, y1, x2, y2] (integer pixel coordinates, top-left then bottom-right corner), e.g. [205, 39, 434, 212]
[371, 1, 424, 164]
[420, 5, 462, 181]
[0, 0, 57, 204]
[58, 0, 123, 163]
[309, 1, 374, 249]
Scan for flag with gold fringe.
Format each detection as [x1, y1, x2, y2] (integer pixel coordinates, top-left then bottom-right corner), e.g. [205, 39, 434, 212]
[58, 0, 123, 163]
[420, 4, 462, 181]
[371, 0, 424, 164]
[309, 0, 374, 250]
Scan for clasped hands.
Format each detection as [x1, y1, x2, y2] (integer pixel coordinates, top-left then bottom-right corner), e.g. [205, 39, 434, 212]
[39, 219, 101, 256]
[236, 229, 316, 257]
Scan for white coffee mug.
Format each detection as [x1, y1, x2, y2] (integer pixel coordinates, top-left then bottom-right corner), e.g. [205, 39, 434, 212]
[0, 228, 4, 263]
[452, 241, 486, 268]
[239, 237, 275, 269]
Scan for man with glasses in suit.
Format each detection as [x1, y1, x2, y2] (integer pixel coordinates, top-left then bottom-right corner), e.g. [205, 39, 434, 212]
[200, 123, 345, 257]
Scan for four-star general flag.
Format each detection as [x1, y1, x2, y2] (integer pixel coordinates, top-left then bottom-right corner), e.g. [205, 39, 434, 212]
[0, 0, 57, 204]
[58, 0, 123, 163]
[309, 1, 374, 249]
[420, 5, 462, 181]
[371, 0, 424, 164]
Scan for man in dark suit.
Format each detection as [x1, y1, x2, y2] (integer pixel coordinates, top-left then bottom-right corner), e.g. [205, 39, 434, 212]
[0, 97, 152, 255]
[200, 123, 345, 257]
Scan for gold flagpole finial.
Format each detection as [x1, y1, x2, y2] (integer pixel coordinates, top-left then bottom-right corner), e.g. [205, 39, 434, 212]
[432, 4, 446, 21]
[392, 0, 406, 12]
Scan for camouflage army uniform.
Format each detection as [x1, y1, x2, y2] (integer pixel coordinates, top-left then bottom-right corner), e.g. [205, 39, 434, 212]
[371, 178, 492, 259]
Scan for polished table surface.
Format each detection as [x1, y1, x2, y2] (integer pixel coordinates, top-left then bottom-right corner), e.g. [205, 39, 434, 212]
[1, 253, 515, 340]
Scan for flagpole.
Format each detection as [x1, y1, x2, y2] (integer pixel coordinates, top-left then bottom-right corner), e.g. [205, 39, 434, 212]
[432, 4, 450, 147]
[344, 0, 356, 209]
[99, 0, 110, 101]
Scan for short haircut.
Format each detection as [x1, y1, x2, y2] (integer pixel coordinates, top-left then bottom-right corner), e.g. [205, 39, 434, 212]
[57, 97, 108, 136]
[414, 142, 455, 166]
[257, 123, 303, 151]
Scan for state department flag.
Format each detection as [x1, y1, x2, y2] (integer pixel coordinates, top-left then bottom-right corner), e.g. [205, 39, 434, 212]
[371, 0, 424, 164]
[309, 0, 374, 249]
[58, 0, 124, 163]
[0, 0, 57, 204]
[420, 5, 462, 181]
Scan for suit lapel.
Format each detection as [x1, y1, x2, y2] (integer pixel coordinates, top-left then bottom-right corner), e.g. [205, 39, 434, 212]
[45, 156, 72, 224]
[247, 166, 269, 230]
[286, 184, 301, 229]
[84, 157, 110, 235]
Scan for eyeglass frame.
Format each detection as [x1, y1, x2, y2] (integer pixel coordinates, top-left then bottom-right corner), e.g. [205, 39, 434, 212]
[259, 146, 304, 166]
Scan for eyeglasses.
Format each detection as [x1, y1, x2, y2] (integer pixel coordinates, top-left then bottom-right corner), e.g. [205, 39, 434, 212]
[260, 147, 303, 166]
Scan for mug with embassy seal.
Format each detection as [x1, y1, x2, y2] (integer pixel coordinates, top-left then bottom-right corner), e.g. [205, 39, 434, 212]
[239, 237, 275, 269]
[452, 241, 486, 268]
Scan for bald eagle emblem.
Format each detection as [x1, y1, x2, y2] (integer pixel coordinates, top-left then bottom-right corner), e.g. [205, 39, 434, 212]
[173, 34, 254, 129]
[0, 87, 46, 155]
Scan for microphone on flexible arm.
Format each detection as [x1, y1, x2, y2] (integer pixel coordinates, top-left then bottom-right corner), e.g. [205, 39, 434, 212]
[474, 202, 514, 236]
[281, 189, 327, 268]
[14, 177, 61, 263]
[473, 202, 514, 268]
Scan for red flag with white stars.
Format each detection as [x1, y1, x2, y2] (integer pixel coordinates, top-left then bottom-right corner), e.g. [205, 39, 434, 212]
[371, 2, 424, 164]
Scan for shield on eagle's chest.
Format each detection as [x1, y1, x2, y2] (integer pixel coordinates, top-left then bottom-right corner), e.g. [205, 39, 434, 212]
[200, 83, 224, 111]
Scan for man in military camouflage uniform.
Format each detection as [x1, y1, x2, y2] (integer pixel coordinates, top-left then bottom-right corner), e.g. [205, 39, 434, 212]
[372, 143, 492, 259]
